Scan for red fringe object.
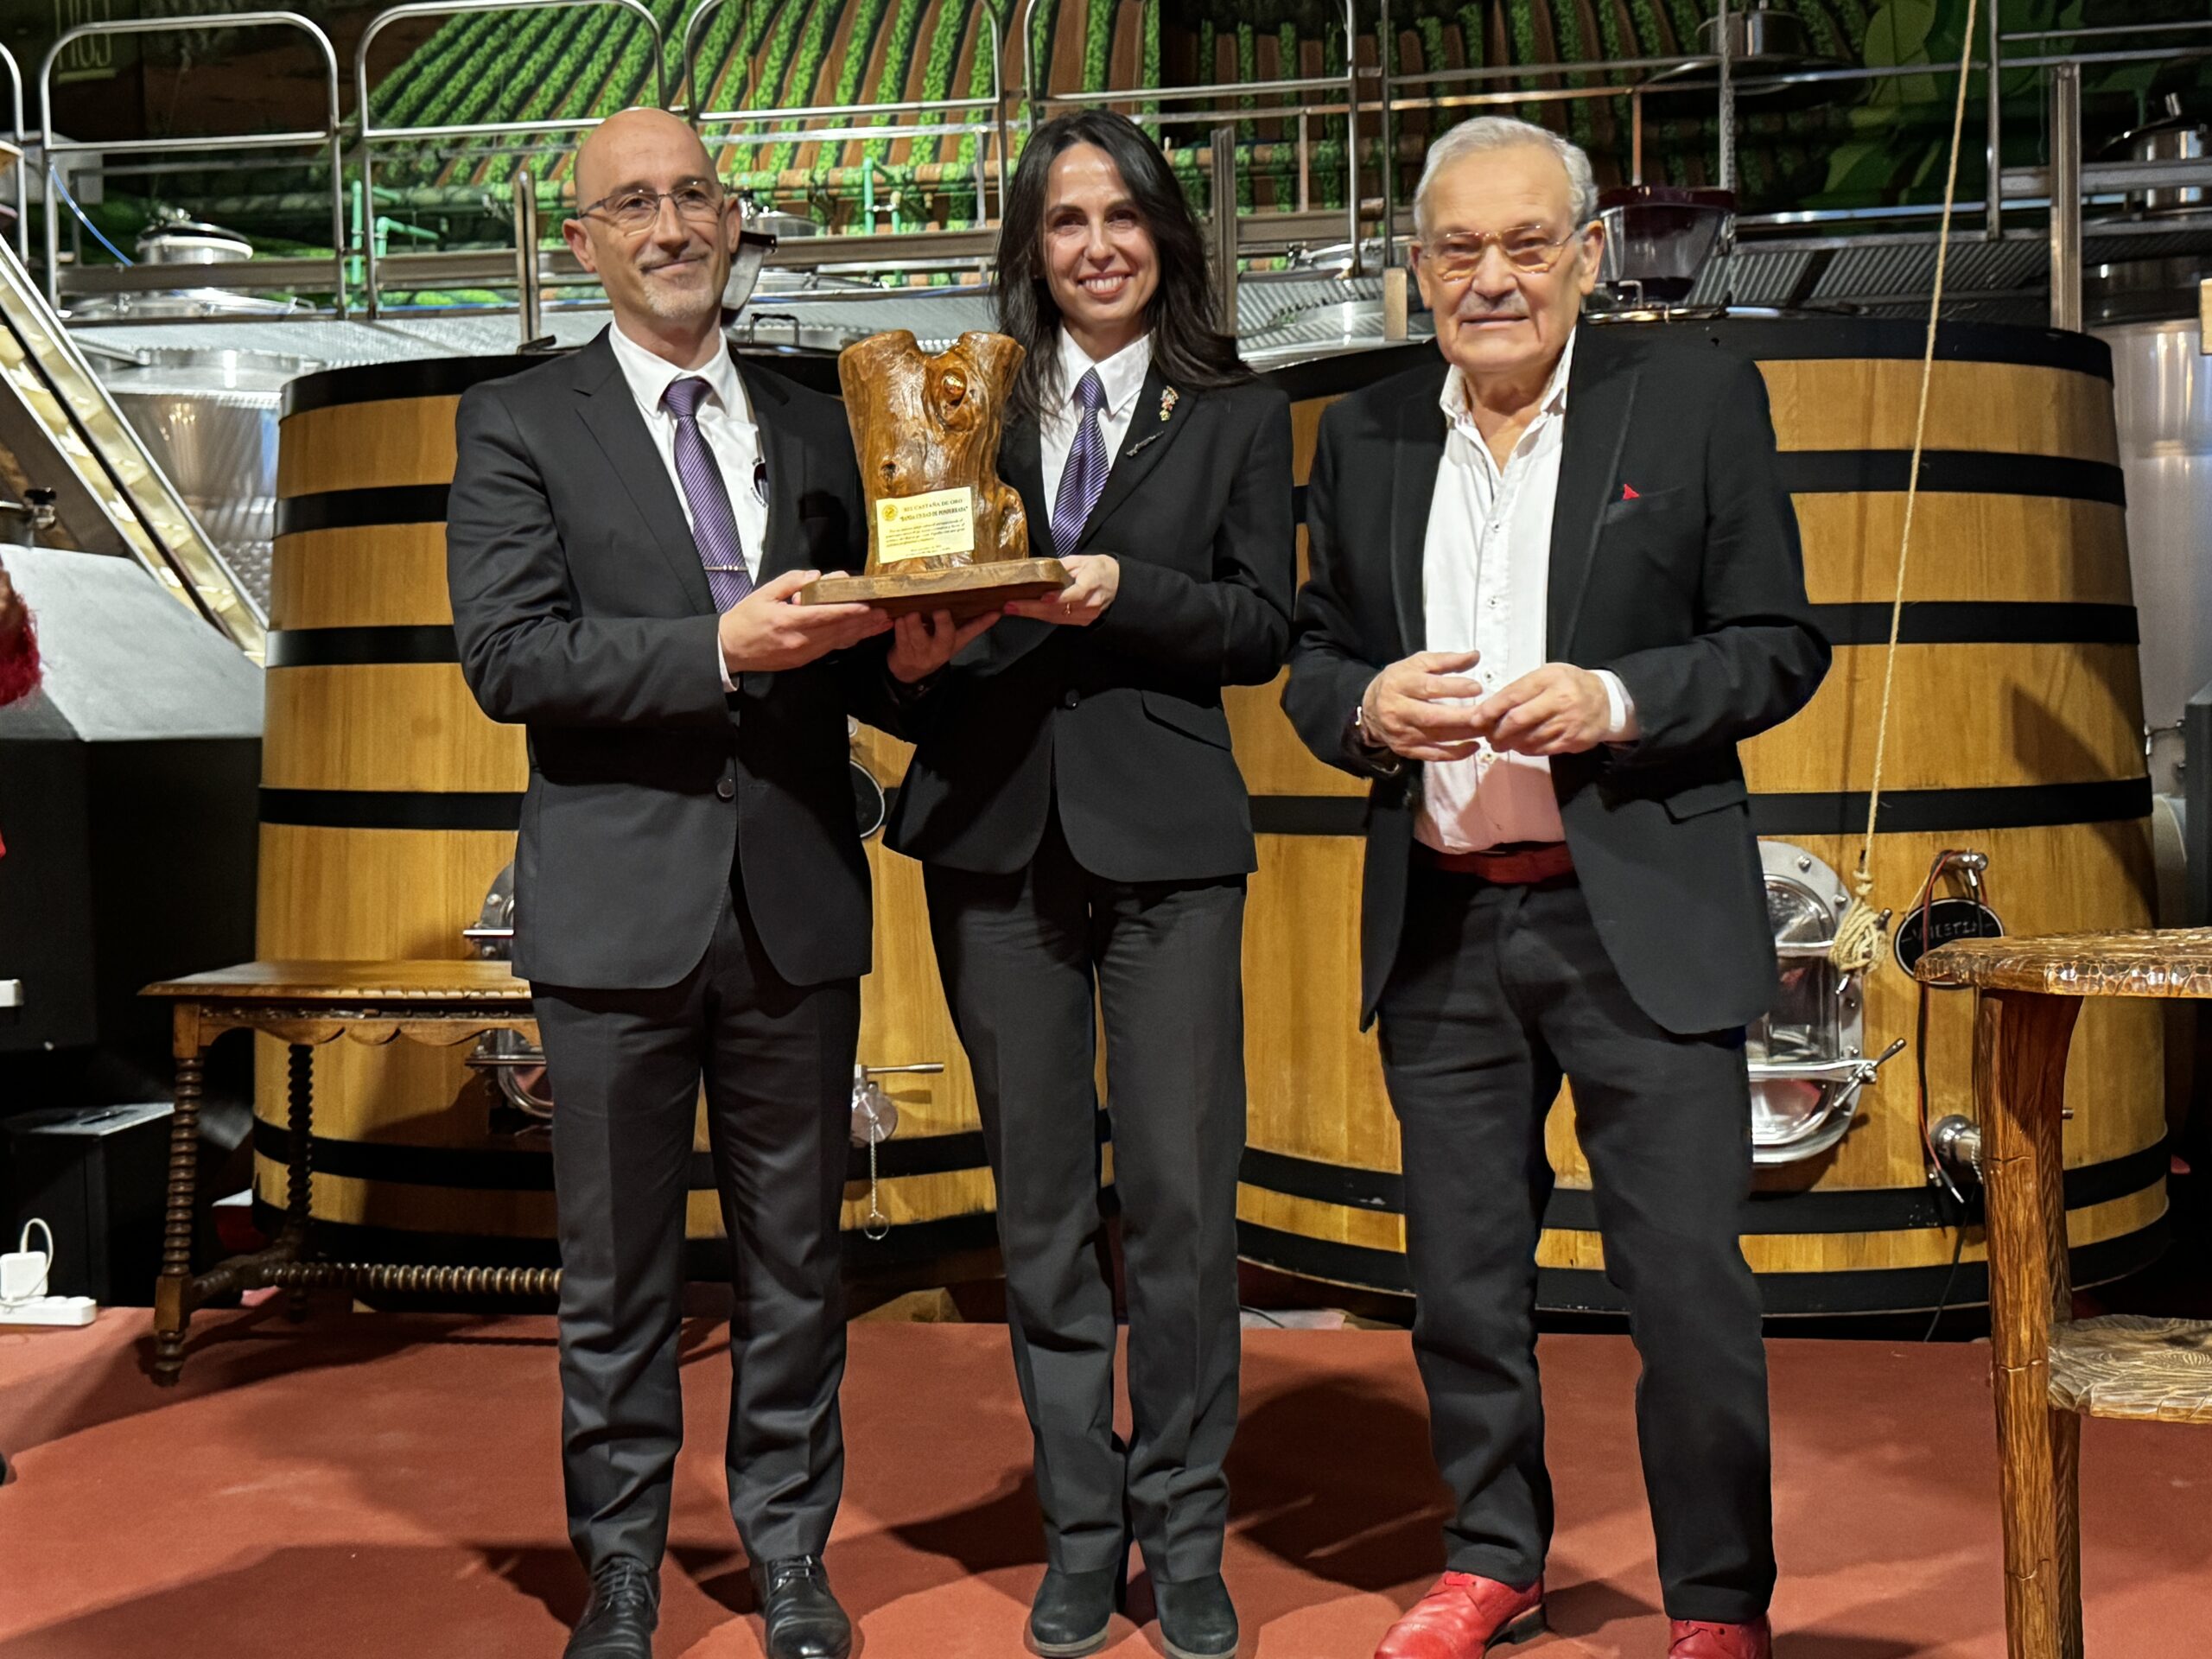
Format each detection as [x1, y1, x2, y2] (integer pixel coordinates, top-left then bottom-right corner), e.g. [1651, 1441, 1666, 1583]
[0, 610, 39, 707]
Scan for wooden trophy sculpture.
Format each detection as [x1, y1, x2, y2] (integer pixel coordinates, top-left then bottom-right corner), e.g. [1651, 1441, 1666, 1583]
[800, 329, 1067, 618]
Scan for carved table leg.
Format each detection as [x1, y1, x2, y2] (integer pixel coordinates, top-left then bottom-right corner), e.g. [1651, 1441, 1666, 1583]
[283, 1042, 315, 1322]
[1975, 988, 2085, 1659]
[152, 1011, 207, 1387]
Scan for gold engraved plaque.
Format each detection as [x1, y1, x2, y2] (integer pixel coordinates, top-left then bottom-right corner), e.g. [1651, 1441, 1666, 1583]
[875, 486, 978, 564]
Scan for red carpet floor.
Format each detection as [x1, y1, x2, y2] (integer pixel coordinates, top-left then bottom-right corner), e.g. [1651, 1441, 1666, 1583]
[1, 1308, 2206, 1656]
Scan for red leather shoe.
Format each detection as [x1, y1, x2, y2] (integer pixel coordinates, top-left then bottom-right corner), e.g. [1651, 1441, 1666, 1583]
[1374, 1573, 1545, 1658]
[1668, 1617, 1772, 1659]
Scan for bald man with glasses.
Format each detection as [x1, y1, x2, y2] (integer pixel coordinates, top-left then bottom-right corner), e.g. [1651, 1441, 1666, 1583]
[448, 108, 988, 1659]
[1284, 118, 1828, 1659]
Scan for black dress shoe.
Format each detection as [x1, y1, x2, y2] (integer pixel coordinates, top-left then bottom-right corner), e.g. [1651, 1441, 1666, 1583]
[1154, 1573, 1237, 1659]
[564, 1556, 658, 1659]
[1026, 1557, 1128, 1657]
[750, 1555, 851, 1659]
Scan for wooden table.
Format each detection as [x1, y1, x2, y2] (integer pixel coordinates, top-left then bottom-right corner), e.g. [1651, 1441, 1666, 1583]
[1920, 929, 2212, 1659]
[140, 960, 548, 1385]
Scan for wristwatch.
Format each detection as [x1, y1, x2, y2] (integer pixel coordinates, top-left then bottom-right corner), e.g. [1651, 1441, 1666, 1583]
[1351, 700, 1402, 776]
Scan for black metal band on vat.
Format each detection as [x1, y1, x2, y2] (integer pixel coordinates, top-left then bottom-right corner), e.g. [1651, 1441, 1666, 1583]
[282, 356, 546, 418]
[258, 788, 524, 831]
[253, 1110, 1108, 1192]
[276, 483, 448, 536]
[1255, 317, 2115, 407]
[254, 779, 2152, 839]
[264, 625, 461, 666]
[280, 346, 842, 418]
[1773, 449, 2124, 504]
[1234, 1219, 2166, 1317]
[1237, 1141, 2167, 1234]
[1245, 779, 2152, 841]
[254, 1203, 1010, 1274]
[1805, 602, 2137, 647]
[1291, 452, 2126, 531]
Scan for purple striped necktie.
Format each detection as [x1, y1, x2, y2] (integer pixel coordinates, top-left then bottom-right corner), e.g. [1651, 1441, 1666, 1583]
[661, 374, 752, 611]
[1050, 367, 1109, 556]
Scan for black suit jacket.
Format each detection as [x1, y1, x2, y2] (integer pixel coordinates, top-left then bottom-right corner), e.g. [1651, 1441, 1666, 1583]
[1283, 327, 1831, 1035]
[448, 329, 889, 992]
[883, 366, 1296, 882]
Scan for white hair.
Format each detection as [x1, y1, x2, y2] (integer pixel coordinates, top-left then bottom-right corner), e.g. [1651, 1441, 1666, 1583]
[1412, 116, 1599, 238]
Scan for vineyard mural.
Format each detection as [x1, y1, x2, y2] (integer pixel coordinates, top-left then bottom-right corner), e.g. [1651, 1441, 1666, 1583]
[17, 2, 2212, 267]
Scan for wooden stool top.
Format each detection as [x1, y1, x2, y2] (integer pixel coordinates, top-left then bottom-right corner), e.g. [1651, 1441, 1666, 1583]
[1921, 926, 2212, 1000]
[2051, 1315, 2212, 1424]
[142, 959, 530, 1003]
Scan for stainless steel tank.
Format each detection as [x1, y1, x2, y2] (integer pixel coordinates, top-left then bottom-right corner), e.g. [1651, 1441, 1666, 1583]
[2095, 314, 2212, 794]
[94, 346, 321, 613]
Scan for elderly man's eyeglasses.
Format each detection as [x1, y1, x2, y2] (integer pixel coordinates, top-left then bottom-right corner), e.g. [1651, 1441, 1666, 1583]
[578, 181, 728, 235]
[1421, 228, 1581, 281]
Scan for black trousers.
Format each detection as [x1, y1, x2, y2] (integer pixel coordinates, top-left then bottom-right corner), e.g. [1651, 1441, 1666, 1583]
[1376, 862, 1775, 1624]
[924, 815, 1247, 1582]
[532, 885, 860, 1572]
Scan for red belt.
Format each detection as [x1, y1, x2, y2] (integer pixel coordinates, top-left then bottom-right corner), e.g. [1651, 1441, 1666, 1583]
[1415, 840, 1576, 885]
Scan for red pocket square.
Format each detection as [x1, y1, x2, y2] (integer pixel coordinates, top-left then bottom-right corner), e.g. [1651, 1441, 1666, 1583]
[1620, 484, 1640, 500]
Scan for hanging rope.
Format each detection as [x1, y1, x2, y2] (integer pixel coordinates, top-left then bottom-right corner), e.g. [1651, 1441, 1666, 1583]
[1828, 0, 1983, 976]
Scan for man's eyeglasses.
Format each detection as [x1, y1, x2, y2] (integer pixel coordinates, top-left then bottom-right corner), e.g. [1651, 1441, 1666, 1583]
[577, 181, 728, 236]
[1420, 228, 1582, 282]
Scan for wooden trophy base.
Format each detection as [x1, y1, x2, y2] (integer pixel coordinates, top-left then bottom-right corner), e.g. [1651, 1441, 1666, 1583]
[797, 558, 1069, 621]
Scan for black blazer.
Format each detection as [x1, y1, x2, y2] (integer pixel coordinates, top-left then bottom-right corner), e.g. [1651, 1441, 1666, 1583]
[1282, 327, 1831, 1036]
[448, 329, 890, 992]
[883, 365, 1296, 882]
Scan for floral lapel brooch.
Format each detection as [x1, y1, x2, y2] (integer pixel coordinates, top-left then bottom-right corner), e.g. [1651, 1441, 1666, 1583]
[1158, 385, 1179, 423]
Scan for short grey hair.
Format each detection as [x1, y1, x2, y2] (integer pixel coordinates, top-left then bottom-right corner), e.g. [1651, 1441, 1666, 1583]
[1412, 116, 1599, 239]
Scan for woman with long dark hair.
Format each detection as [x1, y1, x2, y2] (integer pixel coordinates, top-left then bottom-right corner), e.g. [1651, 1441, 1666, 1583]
[882, 109, 1294, 1659]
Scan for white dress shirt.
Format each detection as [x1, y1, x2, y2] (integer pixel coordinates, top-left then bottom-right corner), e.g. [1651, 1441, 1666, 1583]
[605, 321, 767, 690]
[1416, 330, 1632, 853]
[1041, 328, 1153, 518]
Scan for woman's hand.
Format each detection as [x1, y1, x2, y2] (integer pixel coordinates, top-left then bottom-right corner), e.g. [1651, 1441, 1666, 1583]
[888, 607, 998, 683]
[1003, 552, 1119, 626]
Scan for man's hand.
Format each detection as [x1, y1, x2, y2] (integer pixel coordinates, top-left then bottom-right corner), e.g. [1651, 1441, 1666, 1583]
[1002, 551, 1118, 626]
[718, 569, 891, 674]
[1467, 664, 1618, 756]
[0, 566, 22, 644]
[1359, 650, 1486, 762]
[887, 606, 997, 683]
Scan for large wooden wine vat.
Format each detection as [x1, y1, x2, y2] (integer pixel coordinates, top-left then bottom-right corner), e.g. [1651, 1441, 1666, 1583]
[1233, 318, 2167, 1314]
[261, 354, 999, 1277]
[261, 315, 2166, 1314]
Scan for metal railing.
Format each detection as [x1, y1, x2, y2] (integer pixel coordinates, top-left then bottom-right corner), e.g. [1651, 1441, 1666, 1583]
[17, 4, 2212, 327]
[2050, 61, 2082, 332]
[1021, 0, 1363, 273]
[38, 10, 346, 312]
[353, 0, 664, 319]
[0, 45, 27, 265]
[1370, 25, 2212, 268]
[682, 0, 1013, 236]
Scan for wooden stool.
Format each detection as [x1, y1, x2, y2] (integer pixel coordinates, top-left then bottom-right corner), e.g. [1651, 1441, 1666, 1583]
[141, 960, 545, 1385]
[1921, 929, 2212, 1659]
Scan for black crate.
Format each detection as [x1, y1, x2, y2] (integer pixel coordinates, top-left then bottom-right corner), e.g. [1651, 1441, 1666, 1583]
[4, 1102, 172, 1305]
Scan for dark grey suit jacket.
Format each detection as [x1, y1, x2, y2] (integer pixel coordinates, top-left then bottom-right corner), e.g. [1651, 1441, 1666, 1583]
[884, 369, 1296, 881]
[447, 329, 888, 992]
[1283, 327, 1831, 1036]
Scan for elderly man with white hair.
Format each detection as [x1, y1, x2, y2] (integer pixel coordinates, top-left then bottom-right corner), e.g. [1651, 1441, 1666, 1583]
[1283, 118, 1828, 1659]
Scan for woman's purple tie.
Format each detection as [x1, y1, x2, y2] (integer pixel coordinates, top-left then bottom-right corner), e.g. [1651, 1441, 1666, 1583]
[1050, 368, 1109, 556]
[662, 375, 752, 610]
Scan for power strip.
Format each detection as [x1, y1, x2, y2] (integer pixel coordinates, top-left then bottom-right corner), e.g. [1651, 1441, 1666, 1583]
[0, 1224, 97, 1324]
[0, 1295, 96, 1327]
